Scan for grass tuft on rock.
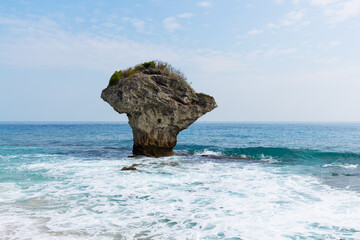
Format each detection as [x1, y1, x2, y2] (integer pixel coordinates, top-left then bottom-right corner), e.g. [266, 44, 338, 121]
[142, 61, 156, 69]
[108, 71, 122, 86]
[108, 61, 188, 87]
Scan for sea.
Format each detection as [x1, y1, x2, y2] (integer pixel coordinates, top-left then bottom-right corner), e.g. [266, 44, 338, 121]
[0, 122, 360, 240]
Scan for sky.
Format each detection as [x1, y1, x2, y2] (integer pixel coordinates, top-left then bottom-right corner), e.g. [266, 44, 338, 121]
[0, 0, 360, 122]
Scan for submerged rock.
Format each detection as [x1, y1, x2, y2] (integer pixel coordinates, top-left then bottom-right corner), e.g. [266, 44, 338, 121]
[101, 61, 217, 157]
[121, 165, 138, 171]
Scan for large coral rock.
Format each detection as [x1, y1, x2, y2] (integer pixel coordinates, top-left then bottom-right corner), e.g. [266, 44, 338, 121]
[101, 69, 217, 157]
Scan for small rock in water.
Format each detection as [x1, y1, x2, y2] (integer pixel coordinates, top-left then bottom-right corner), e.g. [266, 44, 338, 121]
[121, 166, 137, 171]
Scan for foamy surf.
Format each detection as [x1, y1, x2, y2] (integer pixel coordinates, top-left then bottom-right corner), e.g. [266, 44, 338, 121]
[1, 155, 360, 239]
[194, 149, 222, 156]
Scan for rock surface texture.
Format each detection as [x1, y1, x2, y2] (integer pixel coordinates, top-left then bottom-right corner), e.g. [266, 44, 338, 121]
[101, 69, 217, 157]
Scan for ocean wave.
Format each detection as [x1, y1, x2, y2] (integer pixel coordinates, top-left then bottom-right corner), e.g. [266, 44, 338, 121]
[178, 145, 360, 164]
[322, 163, 358, 169]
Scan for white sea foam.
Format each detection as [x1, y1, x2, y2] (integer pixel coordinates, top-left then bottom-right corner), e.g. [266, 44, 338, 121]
[1, 156, 360, 239]
[259, 154, 279, 163]
[194, 149, 222, 156]
[0, 182, 25, 203]
[322, 163, 358, 169]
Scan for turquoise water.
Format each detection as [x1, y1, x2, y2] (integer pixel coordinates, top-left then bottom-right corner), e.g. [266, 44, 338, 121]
[1, 122, 360, 239]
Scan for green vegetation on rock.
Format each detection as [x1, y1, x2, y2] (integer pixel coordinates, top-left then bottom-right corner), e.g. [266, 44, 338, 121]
[108, 70, 122, 86]
[142, 61, 156, 69]
[108, 61, 188, 87]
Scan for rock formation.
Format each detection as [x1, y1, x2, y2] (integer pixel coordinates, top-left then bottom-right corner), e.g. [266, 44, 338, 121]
[101, 61, 217, 157]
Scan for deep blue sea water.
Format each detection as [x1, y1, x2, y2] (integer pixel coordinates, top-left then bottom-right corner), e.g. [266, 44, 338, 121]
[1, 122, 360, 239]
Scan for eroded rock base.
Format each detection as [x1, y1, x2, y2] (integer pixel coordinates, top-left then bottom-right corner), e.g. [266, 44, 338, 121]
[133, 145, 174, 158]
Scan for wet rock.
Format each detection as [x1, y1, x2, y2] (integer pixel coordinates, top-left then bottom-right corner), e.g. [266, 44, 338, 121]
[121, 166, 137, 171]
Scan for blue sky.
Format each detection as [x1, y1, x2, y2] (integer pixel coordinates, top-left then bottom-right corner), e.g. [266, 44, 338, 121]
[1, 0, 360, 121]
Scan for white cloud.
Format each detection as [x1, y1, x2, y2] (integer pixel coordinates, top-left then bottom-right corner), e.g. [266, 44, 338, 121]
[328, 40, 341, 47]
[1, 13, 359, 121]
[177, 13, 194, 18]
[245, 46, 298, 60]
[266, 47, 298, 57]
[237, 29, 263, 39]
[163, 17, 181, 31]
[247, 29, 264, 35]
[163, 13, 193, 32]
[263, 9, 307, 32]
[246, 49, 264, 59]
[327, 0, 360, 22]
[266, 23, 280, 29]
[298, 0, 337, 6]
[243, 10, 306, 38]
[122, 17, 145, 32]
[197, 1, 212, 7]
[297, 0, 360, 22]
[281, 10, 305, 26]
[0, 15, 244, 76]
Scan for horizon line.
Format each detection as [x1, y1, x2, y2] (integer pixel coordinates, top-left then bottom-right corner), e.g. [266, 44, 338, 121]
[1, 120, 360, 124]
